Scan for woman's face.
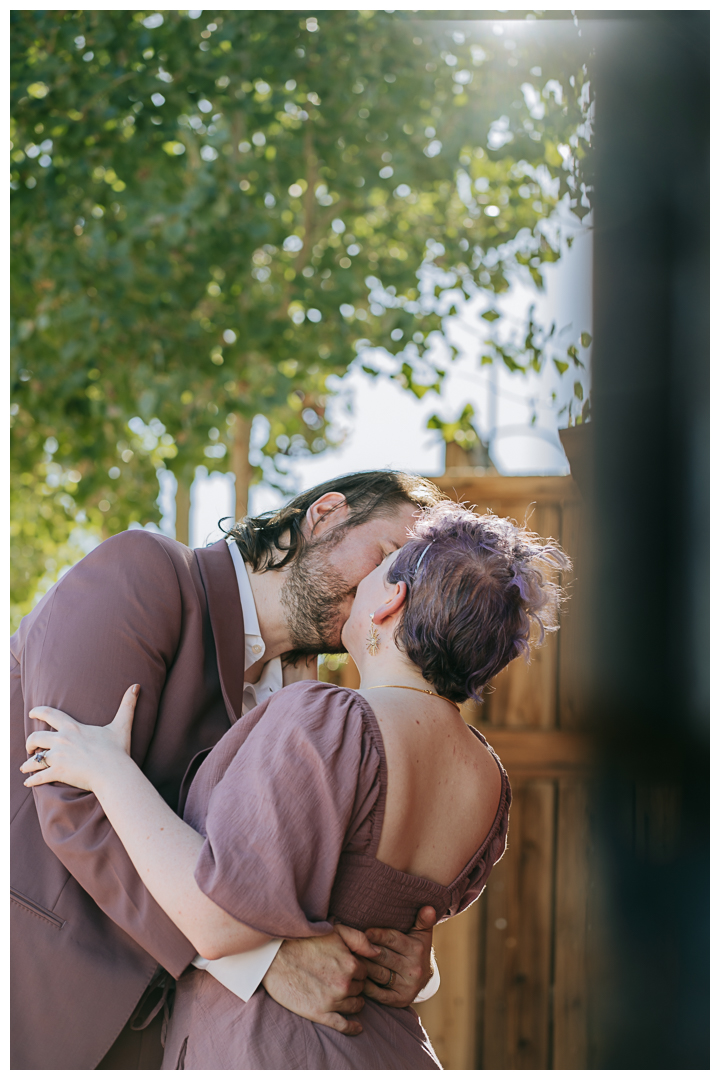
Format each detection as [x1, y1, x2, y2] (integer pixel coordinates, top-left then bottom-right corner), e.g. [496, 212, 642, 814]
[341, 548, 403, 651]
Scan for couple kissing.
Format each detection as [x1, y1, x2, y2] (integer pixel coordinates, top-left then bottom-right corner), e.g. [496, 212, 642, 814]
[12, 469, 569, 1070]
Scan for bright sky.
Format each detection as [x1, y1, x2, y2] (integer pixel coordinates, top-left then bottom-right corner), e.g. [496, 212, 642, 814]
[178, 206, 592, 548]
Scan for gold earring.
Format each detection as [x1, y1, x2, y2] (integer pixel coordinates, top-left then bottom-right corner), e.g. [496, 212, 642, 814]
[366, 614, 380, 656]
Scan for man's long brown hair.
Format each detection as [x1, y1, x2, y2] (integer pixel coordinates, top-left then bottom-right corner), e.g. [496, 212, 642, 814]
[224, 470, 444, 572]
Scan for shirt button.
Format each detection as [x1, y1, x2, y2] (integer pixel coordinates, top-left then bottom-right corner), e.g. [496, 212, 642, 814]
[252, 644, 263, 654]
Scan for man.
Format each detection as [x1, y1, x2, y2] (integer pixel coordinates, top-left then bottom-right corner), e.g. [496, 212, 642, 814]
[11, 470, 445, 1070]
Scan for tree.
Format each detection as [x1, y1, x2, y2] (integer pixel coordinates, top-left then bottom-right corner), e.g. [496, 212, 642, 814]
[11, 10, 592, 627]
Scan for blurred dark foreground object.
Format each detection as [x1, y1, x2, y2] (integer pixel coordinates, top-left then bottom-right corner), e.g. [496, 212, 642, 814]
[587, 11, 708, 1069]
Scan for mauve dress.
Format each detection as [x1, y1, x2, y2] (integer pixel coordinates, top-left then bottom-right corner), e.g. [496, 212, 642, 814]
[162, 681, 511, 1071]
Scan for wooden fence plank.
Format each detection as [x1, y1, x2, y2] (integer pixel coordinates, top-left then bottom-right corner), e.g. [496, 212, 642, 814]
[558, 501, 590, 729]
[553, 779, 591, 1068]
[435, 473, 582, 507]
[486, 730, 595, 778]
[482, 780, 556, 1069]
[415, 902, 482, 1069]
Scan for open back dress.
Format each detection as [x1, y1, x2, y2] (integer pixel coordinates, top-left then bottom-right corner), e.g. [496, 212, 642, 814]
[162, 681, 511, 1070]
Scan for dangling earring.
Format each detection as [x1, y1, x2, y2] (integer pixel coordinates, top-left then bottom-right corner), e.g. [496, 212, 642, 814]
[366, 614, 381, 656]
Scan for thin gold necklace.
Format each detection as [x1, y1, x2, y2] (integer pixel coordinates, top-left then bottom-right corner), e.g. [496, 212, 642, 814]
[364, 684, 461, 712]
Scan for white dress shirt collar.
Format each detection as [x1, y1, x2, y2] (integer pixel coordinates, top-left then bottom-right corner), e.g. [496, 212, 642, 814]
[226, 537, 283, 713]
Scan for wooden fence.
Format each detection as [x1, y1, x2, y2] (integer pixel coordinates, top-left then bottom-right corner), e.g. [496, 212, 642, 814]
[322, 473, 595, 1069]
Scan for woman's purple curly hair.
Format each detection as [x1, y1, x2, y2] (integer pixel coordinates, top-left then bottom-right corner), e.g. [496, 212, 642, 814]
[386, 501, 572, 703]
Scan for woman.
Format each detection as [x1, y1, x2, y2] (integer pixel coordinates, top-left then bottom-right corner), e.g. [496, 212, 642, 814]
[22, 502, 569, 1070]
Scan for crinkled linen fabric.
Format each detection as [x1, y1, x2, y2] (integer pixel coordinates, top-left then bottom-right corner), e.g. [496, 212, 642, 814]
[162, 681, 511, 1071]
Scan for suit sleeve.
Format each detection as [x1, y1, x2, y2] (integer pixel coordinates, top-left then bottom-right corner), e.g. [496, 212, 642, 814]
[19, 530, 196, 977]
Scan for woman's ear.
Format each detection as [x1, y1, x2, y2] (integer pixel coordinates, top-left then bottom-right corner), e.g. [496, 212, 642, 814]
[373, 580, 407, 624]
[303, 492, 349, 539]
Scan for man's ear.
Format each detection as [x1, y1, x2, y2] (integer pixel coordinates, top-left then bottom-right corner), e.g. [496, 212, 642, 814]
[303, 492, 350, 539]
[373, 581, 408, 624]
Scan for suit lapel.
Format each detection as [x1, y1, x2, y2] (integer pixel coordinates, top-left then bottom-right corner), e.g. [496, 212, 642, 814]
[194, 539, 245, 725]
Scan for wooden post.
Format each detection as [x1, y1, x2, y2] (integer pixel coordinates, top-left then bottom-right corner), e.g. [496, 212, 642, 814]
[553, 779, 590, 1068]
[424, 473, 590, 1070]
[175, 479, 190, 547]
[482, 779, 555, 1069]
[231, 416, 253, 522]
[415, 903, 482, 1069]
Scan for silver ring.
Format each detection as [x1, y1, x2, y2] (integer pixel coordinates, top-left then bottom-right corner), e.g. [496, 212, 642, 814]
[33, 749, 50, 769]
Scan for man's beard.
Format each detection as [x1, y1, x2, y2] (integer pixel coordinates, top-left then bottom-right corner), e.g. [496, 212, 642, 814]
[280, 537, 351, 654]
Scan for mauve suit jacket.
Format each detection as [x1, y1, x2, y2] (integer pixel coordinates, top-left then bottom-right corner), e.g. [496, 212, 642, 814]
[10, 531, 246, 1070]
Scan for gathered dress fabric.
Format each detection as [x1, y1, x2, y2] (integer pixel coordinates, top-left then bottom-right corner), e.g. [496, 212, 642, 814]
[162, 681, 511, 1071]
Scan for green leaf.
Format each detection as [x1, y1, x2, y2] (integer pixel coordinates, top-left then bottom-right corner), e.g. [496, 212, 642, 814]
[361, 365, 379, 377]
[580, 331, 592, 348]
[481, 309, 501, 323]
[426, 403, 478, 447]
[574, 381, 584, 400]
[554, 359, 569, 375]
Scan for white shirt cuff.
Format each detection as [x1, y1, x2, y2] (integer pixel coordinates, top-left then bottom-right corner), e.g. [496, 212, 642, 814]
[192, 937, 283, 1002]
[412, 952, 441, 1003]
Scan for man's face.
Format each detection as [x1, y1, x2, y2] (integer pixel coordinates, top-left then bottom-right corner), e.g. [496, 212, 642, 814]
[280, 503, 419, 654]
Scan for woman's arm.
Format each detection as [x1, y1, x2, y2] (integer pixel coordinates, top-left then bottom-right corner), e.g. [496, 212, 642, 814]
[16, 530, 199, 977]
[22, 688, 271, 961]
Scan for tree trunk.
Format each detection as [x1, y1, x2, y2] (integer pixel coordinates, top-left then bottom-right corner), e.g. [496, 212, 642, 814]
[175, 479, 190, 547]
[231, 417, 253, 522]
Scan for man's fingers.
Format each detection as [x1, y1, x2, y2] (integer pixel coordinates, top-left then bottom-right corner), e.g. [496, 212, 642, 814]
[317, 1002, 367, 1036]
[319, 1009, 363, 1036]
[343, 978, 367, 999]
[334, 953, 368, 986]
[364, 926, 405, 953]
[362, 979, 400, 1006]
[335, 923, 381, 960]
[362, 943, 396, 972]
[362, 916, 435, 1008]
[363, 959, 400, 986]
[335, 994, 366, 1016]
[364, 908, 436, 953]
[411, 905, 438, 933]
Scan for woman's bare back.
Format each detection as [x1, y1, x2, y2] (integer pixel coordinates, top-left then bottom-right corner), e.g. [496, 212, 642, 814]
[360, 688, 503, 888]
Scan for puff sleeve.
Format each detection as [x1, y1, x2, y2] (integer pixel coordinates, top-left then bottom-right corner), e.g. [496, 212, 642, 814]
[193, 683, 381, 939]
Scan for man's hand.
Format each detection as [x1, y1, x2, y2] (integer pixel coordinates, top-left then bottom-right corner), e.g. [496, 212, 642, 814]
[262, 928, 380, 1035]
[360, 906, 437, 1008]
